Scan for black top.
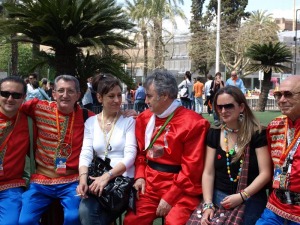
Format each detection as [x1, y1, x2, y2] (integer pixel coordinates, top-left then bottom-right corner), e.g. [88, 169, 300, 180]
[206, 128, 268, 195]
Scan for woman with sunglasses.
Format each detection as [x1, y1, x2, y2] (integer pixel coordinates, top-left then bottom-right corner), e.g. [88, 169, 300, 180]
[200, 86, 272, 225]
[76, 74, 137, 225]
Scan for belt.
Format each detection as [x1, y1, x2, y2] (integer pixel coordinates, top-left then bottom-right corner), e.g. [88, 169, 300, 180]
[275, 189, 300, 205]
[147, 160, 181, 173]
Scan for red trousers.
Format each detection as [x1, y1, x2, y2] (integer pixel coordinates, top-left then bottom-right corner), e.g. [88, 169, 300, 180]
[124, 190, 199, 225]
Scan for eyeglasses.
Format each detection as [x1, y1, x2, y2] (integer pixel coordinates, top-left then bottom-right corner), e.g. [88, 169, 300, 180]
[273, 91, 300, 100]
[216, 103, 235, 111]
[0, 91, 23, 99]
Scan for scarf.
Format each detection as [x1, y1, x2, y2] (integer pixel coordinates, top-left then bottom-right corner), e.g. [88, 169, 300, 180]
[144, 99, 181, 150]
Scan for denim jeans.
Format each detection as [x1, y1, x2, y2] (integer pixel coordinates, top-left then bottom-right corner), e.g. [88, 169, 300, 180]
[0, 187, 24, 225]
[213, 189, 267, 225]
[195, 97, 203, 114]
[256, 208, 300, 225]
[180, 98, 191, 109]
[79, 195, 121, 225]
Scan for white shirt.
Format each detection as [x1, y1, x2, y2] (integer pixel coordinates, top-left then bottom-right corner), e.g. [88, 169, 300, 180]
[204, 80, 213, 97]
[79, 114, 137, 178]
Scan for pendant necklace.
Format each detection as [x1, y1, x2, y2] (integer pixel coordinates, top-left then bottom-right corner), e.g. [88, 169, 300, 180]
[223, 125, 243, 182]
[101, 111, 119, 157]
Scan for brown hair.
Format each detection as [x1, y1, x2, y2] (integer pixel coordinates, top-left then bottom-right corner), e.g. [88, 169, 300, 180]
[214, 86, 261, 161]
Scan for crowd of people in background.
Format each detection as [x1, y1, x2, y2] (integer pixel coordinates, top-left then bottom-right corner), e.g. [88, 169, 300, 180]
[0, 70, 299, 225]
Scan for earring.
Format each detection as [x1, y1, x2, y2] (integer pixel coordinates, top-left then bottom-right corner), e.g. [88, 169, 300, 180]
[239, 112, 244, 122]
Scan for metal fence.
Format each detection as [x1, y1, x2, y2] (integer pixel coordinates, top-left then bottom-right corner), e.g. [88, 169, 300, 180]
[91, 98, 279, 115]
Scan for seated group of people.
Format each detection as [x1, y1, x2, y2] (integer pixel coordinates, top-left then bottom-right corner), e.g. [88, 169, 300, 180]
[0, 71, 299, 225]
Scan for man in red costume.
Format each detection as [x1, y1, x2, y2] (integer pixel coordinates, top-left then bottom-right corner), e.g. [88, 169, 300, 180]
[256, 75, 300, 225]
[0, 76, 29, 225]
[124, 70, 210, 225]
[18, 75, 94, 225]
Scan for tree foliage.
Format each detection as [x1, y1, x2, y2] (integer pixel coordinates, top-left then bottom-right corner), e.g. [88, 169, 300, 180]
[246, 42, 292, 111]
[0, 0, 136, 85]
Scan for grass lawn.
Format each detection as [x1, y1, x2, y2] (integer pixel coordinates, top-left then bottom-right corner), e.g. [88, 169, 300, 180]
[202, 110, 282, 126]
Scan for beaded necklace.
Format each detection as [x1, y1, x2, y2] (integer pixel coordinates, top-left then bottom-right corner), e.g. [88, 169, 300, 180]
[223, 125, 243, 182]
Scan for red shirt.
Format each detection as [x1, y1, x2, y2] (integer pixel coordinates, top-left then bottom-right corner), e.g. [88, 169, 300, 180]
[134, 106, 210, 206]
[0, 111, 29, 191]
[21, 99, 94, 184]
[267, 116, 300, 222]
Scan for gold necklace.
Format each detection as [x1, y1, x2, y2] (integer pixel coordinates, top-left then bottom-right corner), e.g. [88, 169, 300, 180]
[101, 111, 119, 157]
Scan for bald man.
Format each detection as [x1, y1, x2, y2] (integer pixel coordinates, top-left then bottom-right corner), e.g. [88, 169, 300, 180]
[225, 71, 246, 94]
[256, 75, 300, 225]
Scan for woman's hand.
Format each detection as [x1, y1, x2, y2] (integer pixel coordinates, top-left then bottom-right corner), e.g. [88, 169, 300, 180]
[76, 182, 89, 199]
[201, 209, 214, 225]
[88, 174, 110, 197]
[220, 193, 243, 209]
[133, 178, 146, 199]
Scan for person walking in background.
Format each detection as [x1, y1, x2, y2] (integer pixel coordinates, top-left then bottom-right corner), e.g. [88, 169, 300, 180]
[46, 81, 54, 101]
[26, 80, 50, 101]
[199, 86, 272, 225]
[178, 71, 193, 109]
[204, 74, 213, 116]
[0, 76, 30, 225]
[124, 70, 210, 225]
[210, 72, 224, 126]
[82, 77, 94, 111]
[77, 74, 137, 225]
[134, 82, 147, 113]
[27, 72, 38, 93]
[256, 75, 300, 225]
[19, 75, 94, 225]
[226, 70, 246, 94]
[193, 76, 204, 115]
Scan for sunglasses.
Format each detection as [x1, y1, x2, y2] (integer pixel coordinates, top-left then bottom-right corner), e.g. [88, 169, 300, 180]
[0, 91, 24, 99]
[216, 103, 235, 111]
[273, 91, 300, 100]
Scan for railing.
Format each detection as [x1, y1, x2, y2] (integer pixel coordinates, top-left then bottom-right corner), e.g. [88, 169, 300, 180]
[91, 98, 279, 115]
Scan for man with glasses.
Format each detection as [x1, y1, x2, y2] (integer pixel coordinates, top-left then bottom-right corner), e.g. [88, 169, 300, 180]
[256, 75, 300, 225]
[225, 70, 246, 94]
[18, 75, 94, 225]
[0, 76, 29, 225]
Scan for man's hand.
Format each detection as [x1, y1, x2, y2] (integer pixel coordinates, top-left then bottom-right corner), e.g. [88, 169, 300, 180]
[156, 199, 171, 217]
[133, 178, 145, 200]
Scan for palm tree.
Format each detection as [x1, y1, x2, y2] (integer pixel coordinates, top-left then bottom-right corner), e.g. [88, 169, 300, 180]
[246, 42, 292, 111]
[0, 0, 135, 78]
[125, 0, 149, 79]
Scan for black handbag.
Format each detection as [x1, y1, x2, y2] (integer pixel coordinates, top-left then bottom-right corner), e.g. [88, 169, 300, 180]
[87, 156, 133, 213]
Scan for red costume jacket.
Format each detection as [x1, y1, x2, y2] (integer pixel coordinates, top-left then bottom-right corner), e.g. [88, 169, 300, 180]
[135, 106, 210, 206]
[21, 99, 94, 185]
[267, 115, 300, 223]
[0, 111, 29, 191]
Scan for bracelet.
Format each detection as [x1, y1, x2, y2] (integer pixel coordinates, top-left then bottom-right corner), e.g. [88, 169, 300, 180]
[202, 203, 215, 212]
[106, 170, 113, 177]
[241, 190, 251, 200]
[239, 192, 245, 202]
[79, 172, 88, 179]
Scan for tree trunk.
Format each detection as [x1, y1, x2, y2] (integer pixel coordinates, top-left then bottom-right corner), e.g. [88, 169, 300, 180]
[54, 47, 78, 77]
[142, 25, 148, 79]
[256, 70, 272, 112]
[154, 18, 163, 69]
[11, 34, 18, 76]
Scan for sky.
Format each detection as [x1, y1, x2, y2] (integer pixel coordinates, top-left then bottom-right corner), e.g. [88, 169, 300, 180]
[170, 0, 298, 33]
[117, 0, 299, 34]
